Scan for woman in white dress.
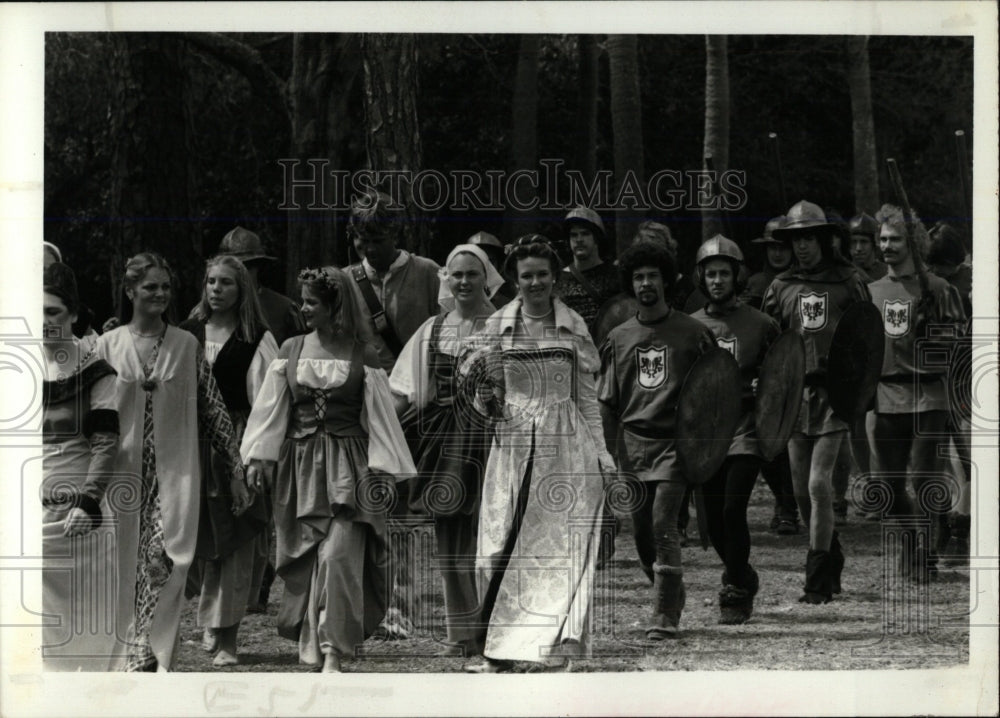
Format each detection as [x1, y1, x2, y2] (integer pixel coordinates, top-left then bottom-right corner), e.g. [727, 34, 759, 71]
[41, 262, 120, 671]
[181, 254, 277, 666]
[242, 266, 416, 673]
[461, 236, 616, 673]
[97, 252, 247, 671]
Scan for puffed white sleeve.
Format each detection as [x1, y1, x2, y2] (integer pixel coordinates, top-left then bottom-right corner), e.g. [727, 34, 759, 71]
[388, 316, 435, 409]
[576, 339, 616, 474]
[240, 358, 291, 464]
[246, 331, 280, 404]
[362, 365, 418, 478]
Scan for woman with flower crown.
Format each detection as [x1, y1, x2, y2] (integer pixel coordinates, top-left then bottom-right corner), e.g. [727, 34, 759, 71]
[241, 266, 416, 673]
[97, 252, 247, 672]
[459, 236, 616, 673]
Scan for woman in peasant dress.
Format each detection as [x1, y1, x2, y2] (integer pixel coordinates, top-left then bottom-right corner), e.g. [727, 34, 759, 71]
[461, 237, 616, 673]
[389, 243, 505, 659]
[180, 255, 277, 666]
[241, 267, 416, 673]
[41, 262, 121, 671]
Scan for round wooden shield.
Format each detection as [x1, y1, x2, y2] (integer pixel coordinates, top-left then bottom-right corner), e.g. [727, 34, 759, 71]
[826, 301, 886, 422]
[755, 330, 806, 461]
[676, 347, 743, 483]
[592, 293, 639, 346]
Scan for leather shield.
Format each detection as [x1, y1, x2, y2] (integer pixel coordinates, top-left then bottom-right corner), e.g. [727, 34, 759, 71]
[755, 330, 806, 461]
[826, 301, 886, 422]
[676, 347, 743, 483]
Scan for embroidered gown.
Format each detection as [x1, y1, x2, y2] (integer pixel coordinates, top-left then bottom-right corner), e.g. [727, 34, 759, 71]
[97, 325, 243, 671]
[41, 347, 120, 671]
[463, 298, 615, 663]
[240, 336, 416, 665]
[390, 313, 494, 648]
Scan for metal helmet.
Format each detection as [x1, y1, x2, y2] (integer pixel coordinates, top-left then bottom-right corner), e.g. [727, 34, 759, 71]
[564, 206, 606, 240]
[771, 200, 835, 239]
[467, 231, 504, 251]
[751, 216, 787, 245]
[219, 226, 276, 263]
[848, 213, 879, 240]
[696, 234, 744, 266]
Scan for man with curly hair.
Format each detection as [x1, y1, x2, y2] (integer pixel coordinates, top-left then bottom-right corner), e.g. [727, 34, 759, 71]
[597, 241, 715, 639]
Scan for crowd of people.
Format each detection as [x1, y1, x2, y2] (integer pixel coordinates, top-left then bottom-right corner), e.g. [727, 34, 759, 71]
[40, 188, 972, 673]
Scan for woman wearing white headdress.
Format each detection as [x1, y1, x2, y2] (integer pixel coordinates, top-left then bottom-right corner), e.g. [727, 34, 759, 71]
[389, 242, 504, 658]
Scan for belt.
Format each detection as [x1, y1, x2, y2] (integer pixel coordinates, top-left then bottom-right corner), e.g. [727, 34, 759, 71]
[622, 423, 671, 441]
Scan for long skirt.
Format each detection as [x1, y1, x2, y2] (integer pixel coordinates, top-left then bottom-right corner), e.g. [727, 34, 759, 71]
[272, 431, 389, 665]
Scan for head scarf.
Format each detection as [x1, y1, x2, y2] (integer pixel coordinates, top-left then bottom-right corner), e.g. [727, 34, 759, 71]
[437, 243, 506, 312]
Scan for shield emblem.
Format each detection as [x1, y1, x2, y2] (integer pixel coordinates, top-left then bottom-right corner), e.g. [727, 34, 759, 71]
[716, 336, 738, 357]
[882, 299, 911, 338]
[636, 346, 667, 389]
[798, 291, 828, 331]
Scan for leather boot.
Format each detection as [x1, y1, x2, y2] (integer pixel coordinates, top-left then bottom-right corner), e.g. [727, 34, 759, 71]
[829, 532, 845, 595]
[799, 550, 833, 604]
[719, 565, 759, 625]
[646, 563, 685, 640]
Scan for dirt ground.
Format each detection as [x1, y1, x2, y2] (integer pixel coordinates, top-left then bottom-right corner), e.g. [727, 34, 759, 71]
[175, 477, 970, 673]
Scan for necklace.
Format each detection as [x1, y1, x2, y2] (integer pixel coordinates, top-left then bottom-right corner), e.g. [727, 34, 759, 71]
[129, 324, 164, 338]
[521, 307, 553, 320]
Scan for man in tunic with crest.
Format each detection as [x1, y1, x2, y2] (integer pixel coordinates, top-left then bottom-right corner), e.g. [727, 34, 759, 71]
[762, 200, 871, 604]
[691, 236, 782, 624]
[598, 241, 714, 640]
[867, 204, 966, 579]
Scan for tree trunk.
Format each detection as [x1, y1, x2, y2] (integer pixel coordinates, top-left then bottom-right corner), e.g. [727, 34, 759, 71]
[702, 35, 730, 242]
[108, 34, 200, 316]
[505, 35, 540, 243]
[360, 33, 425, 254]
[576, 34, 600, 181]
[846, 35, 879, 216]
[607, 34, 645, 255]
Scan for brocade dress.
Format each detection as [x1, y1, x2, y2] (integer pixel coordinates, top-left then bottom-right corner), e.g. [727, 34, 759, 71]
[464, 298, 615, 663]
[240, 335, 416, 665]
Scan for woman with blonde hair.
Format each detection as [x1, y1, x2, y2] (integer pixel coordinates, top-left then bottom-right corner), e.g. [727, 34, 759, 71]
[241, 266, 416, 672]
[98, 252, 246, 671]
[181, 254, 277, 666]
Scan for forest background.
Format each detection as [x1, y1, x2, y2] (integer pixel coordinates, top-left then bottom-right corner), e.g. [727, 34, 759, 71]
[44, 33, 974, 322]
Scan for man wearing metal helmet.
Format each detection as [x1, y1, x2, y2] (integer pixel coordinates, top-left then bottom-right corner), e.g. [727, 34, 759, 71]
[744, 216, 793, 310]
[867, 205, 967, 580]
[467, 231, 517, 308]
[848, 213, 888, 281]
[598, 241, 715, 639]
[742, 216, 801, 536]
[762, 200, 871, 604]
[559, 206, 620, 333]
[219, 227, 306, 348]
[690, 235, 781, 623]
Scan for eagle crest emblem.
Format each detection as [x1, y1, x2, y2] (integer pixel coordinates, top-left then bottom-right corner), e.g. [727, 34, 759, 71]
[716, 336, 738, 358]
[636, 346, 667, 389]
[798, 291, 828, 331]
[883, 299, 911, 338]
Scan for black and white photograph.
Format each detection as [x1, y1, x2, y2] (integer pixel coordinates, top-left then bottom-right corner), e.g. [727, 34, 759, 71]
[0, 2, 997, 716]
